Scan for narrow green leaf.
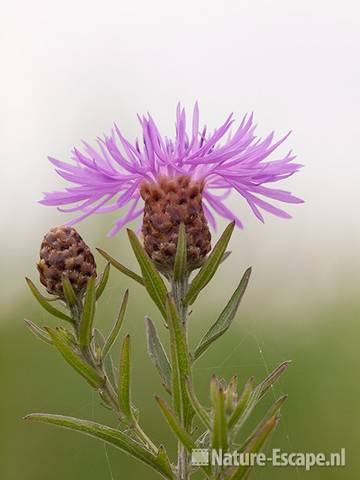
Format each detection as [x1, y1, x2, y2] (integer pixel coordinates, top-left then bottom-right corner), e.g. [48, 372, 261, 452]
[25, 278, 73, 323]
[97, 248, 144, 286]
[155, 397, 211, 477]
[185, 222, 235, 305]
[229, 416, 279, 480]
[228, 377, 254, 430]
[24, 319, 53, 345]
[193, 267, 252, 361]
[127, 229, 168, 318]
[156, 445, 175, 480]
[102, 289, 128, 359]
[24, 414, 174, 479]
[185, 377, 210, 429]
[240, 395, 288, 454]
[145, 316, 172, 394]
[257, 361, 291, 399]
[166, 296, 193, 429]
[173, 223, 187, 281]
[79, 276, 96, 349]
[211, 376, 228, 451]
[118, 334, 133, 421]
[46, 327, 105, 388]
[94, 329, 116, 389]
[62, 276, 77, 308]
[96, 263, 111, 300]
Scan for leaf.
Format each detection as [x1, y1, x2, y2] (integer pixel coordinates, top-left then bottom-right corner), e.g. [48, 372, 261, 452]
[102, 289, 128, 359]
[228, 377, 254, 430]
[127, 229, 168, 318]
[228, 361, 290, 433]
[24, 319, 53, 345]
[156, 445, 175, 480]
[118, 334, 133, 421]
[62, 276, 77, 308]
[185, 222, 235, 305]
[94, 329, 116, 389]
[46, 327, 105, 388]
[96, 263, 111, 300]
[173, 223, 187, 281]
[97, 248, 144, 286]
[185, 377, 210, 429]
[166, 295, 193, 429]
[257, 361, 291, 399]
[24, 414, 175, 479]
[240, 396, 288, 454]
[155, 397, 211, 478]
[193, 267, 251, 361]
[145, 316, 172, 394]
[25, 278, 73, 324]
[211, 376, 228, 452]
[228, 416, 278, 479]
[79, 276, 96, 349]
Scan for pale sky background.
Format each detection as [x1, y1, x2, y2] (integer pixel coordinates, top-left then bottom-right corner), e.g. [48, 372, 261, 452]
[1, 0, 359, 319]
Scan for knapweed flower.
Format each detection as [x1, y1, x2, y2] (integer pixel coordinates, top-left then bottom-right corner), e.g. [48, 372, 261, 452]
[41, 104, 302, 269]
[38, 226, 96, 297]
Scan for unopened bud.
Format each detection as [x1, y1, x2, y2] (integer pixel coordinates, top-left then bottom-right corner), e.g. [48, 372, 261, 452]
[37, 226, 96, 297]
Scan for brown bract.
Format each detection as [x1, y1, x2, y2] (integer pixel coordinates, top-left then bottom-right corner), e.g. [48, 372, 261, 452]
[140, 175, 211, 273]
[37, 226, 96, 297]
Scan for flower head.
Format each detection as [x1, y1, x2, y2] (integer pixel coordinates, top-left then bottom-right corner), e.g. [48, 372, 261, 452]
[37, 225, 97, 297]
[41, 103, 303, 237]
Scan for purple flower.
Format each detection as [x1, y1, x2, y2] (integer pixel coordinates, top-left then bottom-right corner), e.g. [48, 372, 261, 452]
[41, 103, 303, 236]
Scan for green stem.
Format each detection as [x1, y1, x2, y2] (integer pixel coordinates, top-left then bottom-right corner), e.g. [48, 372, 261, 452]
[171, 276, 190, 480]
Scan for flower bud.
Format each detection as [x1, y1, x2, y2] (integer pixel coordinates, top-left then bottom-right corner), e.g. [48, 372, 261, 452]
[37, 226, 96, 297]
[140, 175, 211, 273]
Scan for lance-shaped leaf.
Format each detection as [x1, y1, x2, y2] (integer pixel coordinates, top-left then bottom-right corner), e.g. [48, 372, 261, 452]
[145, 316, 172, 394]
[228, 416, 279, 480]
[46, 327, 105, 388]
[97, 248, 144, 286]
[166, 295, 193, 429]
[155, 396, 211, 477]
[257, 361, 291, 399]
[61, 276, 77, 309]
[24, 319, 53, 345]
[102, 289, 128, 359]
[94, 329, 116, 389]
[156, 445, 175, 480]
[185, 376, 210, 429]
[25, 278, 73, 323]
[193, 267, 251, 361]
[173, 223, 187, 281]
[228, 377, 254, 430]
[118, 334, 134, 421]
[96, 262, 111, 300]
[24, 414, 175, 480]
[185, 222, 235, 305]
[127, 229, 168, 318]
[79, 276, 96, 348]
[240, 395, 287, 454]
[211, 376, 228, 452]
[229, 362, 290, 433]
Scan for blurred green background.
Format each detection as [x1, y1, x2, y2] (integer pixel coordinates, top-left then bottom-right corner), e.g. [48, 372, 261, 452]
[2, 1, 360, 478]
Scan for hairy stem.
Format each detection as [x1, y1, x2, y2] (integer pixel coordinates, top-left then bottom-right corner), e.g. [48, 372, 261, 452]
[171, 276, 190, 480]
